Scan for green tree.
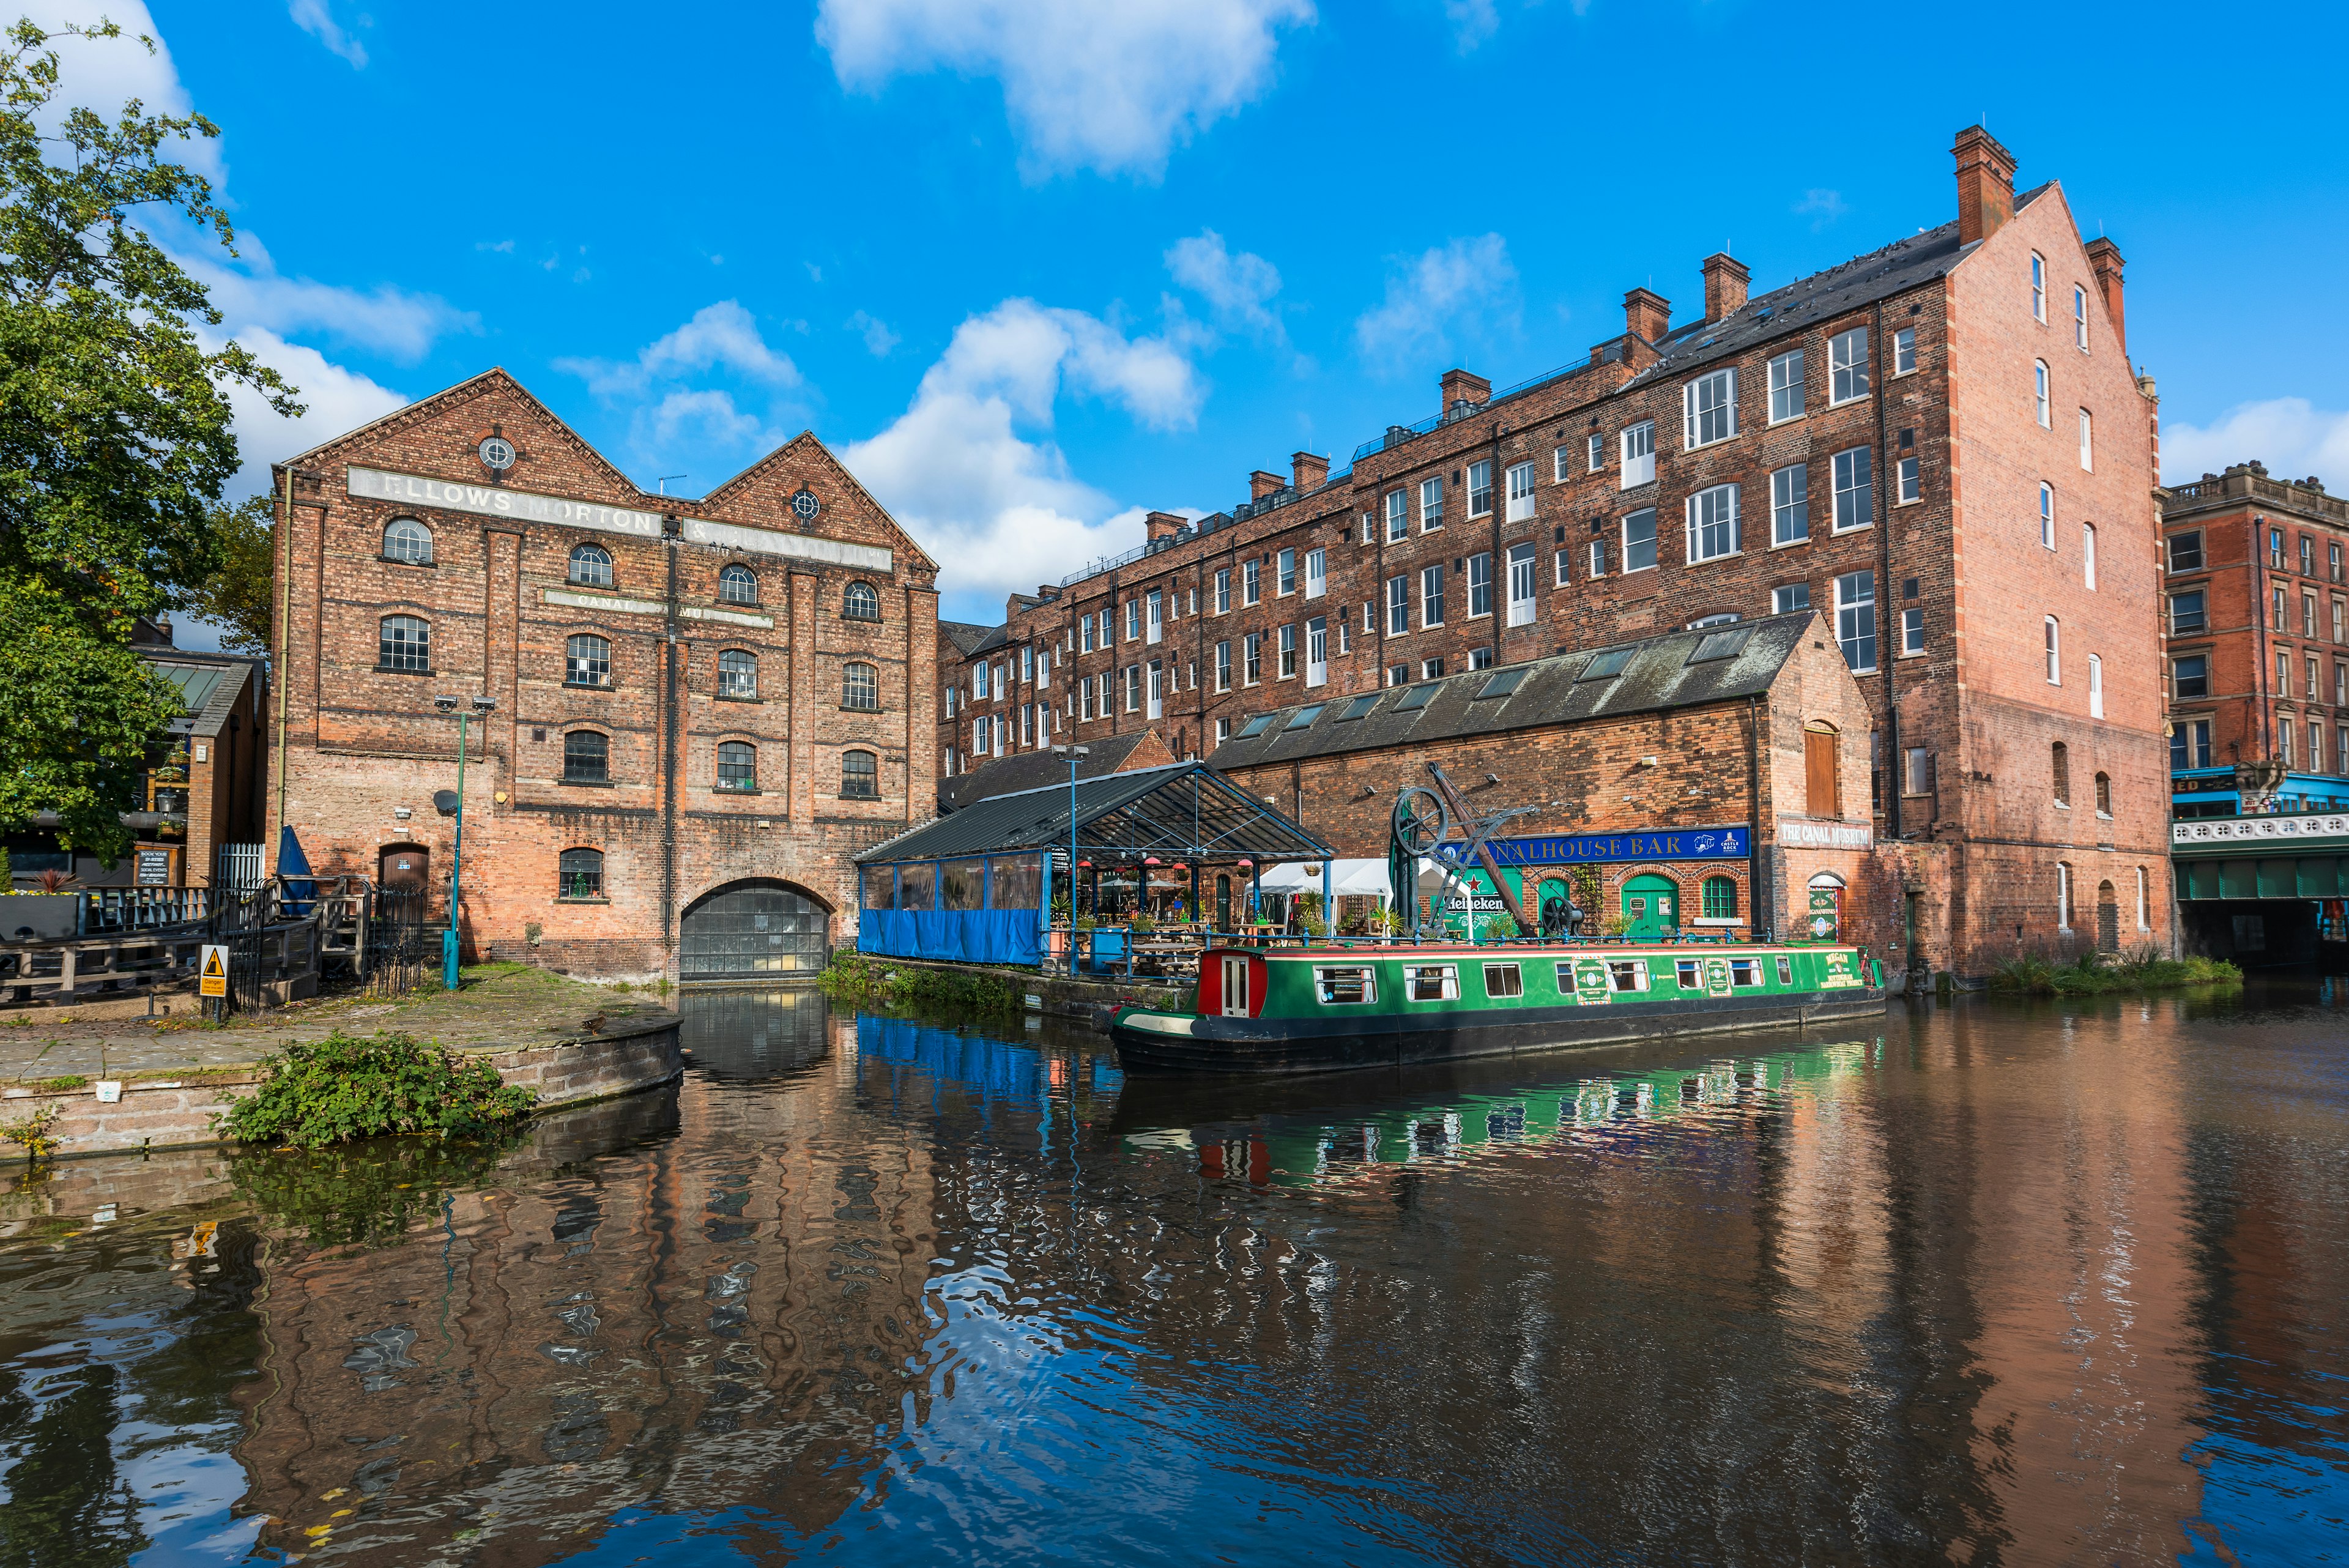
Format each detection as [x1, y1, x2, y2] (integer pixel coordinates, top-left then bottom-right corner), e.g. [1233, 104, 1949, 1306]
[177, 493, 273, 656]
[0, 18, 299, 863]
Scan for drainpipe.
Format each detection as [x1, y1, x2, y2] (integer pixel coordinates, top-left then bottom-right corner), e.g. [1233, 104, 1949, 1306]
[2250, 512, 2273, 766]
[661, 516, 680, 975]
[272, 467, 293, 874]
[1871, 302, 1901, 844]
[1746, 691, 1765, 940]
[1490, 422, 1505, 662]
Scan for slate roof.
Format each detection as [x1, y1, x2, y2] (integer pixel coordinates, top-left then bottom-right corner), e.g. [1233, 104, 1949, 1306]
[1206, 612, 1816, 772]
[938, 730, 1159, 814]
[940, 620, 1001, 657]
[1627, 187, 2047, 388]
[856, 762, 1332, 866]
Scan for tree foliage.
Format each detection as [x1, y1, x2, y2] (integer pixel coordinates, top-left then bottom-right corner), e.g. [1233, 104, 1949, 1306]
[218, 1030, 536, 1150]
[0, 18, 299, 861]
[177, 493, 273, 656]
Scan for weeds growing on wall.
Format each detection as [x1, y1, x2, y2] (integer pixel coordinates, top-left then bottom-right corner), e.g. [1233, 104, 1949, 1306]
[0, 1102, 61, 1161]
[1990, 946, 2242, 997]
[819, 952, 1022, 1015]
[218, 1030, 535, 1149]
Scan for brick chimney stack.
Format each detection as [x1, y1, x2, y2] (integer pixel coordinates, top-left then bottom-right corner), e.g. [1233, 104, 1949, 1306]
[1623, 288, 1671, 343]
[1144, 510, 1186, 543]
[1701, 253, 1749, 322]
[1249, 470, 1286, 501]
[1291, 451, 1329, 492]
[1953, 124, 2017, 246]
[1438, 368, 1491, 414]
[2084, 237, 2126, 355]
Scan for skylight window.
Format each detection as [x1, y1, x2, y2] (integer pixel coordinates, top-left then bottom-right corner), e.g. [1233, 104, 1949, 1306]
[1475, 667, 1529, 699]
[1339, 694, 1379, 721]
[1395, 684, 1438, 712]
[1283, 704, 1326, 731]
[1237, 714, 1275, 738]
[1577, 649, 1635, 682]
[1689, 628, 1753, 664]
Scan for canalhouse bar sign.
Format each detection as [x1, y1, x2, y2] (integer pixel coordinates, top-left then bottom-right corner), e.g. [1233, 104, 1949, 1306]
[346, 466, 894, 571]
[1478, 825, 1751, 866]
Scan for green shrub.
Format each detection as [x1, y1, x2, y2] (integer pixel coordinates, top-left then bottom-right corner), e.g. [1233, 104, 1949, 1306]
[219, 1030, 535, 1150]
[819, 952, 1020, 1014]
[1991, 951, 2241, 996]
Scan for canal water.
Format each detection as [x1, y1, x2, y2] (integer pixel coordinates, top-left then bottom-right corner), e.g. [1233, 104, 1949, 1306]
[0, 981, 2343, 1566]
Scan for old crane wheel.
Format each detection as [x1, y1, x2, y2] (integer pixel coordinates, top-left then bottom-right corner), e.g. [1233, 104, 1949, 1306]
[1392, 787, 1451, 858]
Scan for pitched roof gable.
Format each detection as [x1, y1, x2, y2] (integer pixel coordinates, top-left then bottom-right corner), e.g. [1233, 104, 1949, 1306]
[700, 430, 938, 573]
[274, 367, 645, 500]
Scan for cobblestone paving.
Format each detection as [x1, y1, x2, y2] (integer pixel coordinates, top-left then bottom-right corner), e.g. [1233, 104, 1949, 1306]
[0, 965, 674, 1081]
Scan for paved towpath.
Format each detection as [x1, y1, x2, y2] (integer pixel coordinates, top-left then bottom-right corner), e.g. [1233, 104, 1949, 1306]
[0, 965, 672, 1082]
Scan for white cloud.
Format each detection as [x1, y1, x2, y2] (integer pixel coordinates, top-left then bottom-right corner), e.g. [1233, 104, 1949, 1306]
[1353, 234, 1519, 376]
[1795, 188, 1848, 230]
[178, 230, 474, 363]
[2161, 398, 2349, 488]
[645, 390, 777, 457]
[555, 301, 801, 399]
[1442, 0, 1498, 51]
[841, 299, 1206, 604]
[205, 327, 408, 501]
[847, 310, 900, 357]
[1165, 229, 1283, 340]
[17, 0, 220, 179]
[288, 0, 366, 67]
[815, 0, 1315, 180]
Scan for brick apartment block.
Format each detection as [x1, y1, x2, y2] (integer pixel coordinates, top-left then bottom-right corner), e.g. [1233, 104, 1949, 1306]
[939, 127, 2172, 978]
[2159, 463, 2349, 789]
[268, 371, 939, 981]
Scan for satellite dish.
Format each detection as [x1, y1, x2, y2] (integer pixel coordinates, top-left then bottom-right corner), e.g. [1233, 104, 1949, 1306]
[433, 789, 460, 816]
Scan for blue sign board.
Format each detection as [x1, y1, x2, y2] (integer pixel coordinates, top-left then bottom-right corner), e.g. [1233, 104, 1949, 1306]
[1468, 825, 1751, 866]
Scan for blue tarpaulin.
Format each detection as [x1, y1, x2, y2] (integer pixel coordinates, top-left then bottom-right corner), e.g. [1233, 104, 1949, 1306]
[858, 908, 1039, 967]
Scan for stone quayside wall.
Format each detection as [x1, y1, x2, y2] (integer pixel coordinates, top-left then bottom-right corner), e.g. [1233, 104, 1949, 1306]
[0, 1013, 683, 1160]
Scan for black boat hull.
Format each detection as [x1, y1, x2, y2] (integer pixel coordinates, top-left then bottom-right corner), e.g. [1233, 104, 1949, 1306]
[1108, 986, 1890, 1076]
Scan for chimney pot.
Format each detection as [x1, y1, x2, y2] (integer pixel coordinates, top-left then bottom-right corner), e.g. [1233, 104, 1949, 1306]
[1700, 252, 1750, 323]
[1622, 288, 1671, 344]
[2084, 237, 2126, 356]
[1290, 451, 1330, 492]
[1143, 509, 1186, 543]
[1953, 124, 2018, 246]
[1248, 470, 1285, 502]
[1438, 368, 1491, 416]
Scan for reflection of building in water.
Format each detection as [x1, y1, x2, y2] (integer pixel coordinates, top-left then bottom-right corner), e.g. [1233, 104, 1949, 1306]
[678, 986, 833, 1079]
[230, 1002, 946, 1565]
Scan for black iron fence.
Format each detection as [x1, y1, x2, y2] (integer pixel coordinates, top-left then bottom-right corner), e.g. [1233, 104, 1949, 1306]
[363, 887, 434, 998]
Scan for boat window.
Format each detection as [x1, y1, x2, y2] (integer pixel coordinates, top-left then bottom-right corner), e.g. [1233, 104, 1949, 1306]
[1408, 965, 1458, 1001]
[1675, 959, 1701, 989]
[1482, 962, 1523, 998]
[1315, 965, 1376, 1005]
[1776, 955, 1793, 986]
[1731, 959, 1762, 987]
[1607, 960, 1647, 992]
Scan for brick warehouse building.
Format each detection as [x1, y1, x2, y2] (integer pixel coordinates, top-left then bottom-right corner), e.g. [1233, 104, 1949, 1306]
[1208, 614, 1880, 946]
[267, 370, 939, 981]
[938, 127, 2170, 976]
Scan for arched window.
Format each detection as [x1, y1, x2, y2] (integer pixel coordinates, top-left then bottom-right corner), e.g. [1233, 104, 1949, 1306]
[2033, 360, 2050, 427]
[842, 661, 879, 711]
[1804, 722, 1839, 819]
[716, 740, 757, 792]
[379, 614, 430, 671]
[719, 563, 759, 604]
[557, 848, 604, 899]
[564, 730, 609, 783]
[569, 543, 613, 587]
[2044, 616, 2060, 684]
[382, 518, 432, 563]
[842, 581, 881, 621]
[841, 749, 878, 800]
[718, 648, 757, 699]
[2038, 482, 2054, 548]
[2095, 771, 2112, 816]
[1701, 875, 1739, 921]
[566, 633, 611, 687]
[2051, 740, 2070, 805]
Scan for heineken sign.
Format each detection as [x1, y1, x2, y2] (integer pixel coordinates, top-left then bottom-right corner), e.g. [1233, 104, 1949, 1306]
[1479, 826, 1750, 866]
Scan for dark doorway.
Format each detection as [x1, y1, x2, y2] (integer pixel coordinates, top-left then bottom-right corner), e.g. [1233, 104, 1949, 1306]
[680, 881, 829, 981]
[378, 842, 429, 894]
[1216, 874, 1232, 933]
[2096, 881, 2120, 953]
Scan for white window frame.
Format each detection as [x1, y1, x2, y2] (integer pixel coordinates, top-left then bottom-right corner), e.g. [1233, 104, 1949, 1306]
[1553, 549, 1570, 589]
[1124, 599, 1140, 641]
[2044, 616, 2061, 685]
[1277, 623, 1297, 680]
[1621, 508, 1657, 573]
[2083, 523, 2098, 589]
[1421, 562, 1446, 627]
[1772, 584, 1809, 615]
[1419, 475, 1445, 532]
[1386, 574, 1409, 636]
[1897, 455, 1921, 504]
[1767, 349, 1804, 423]
[1587, 431, 1605, 472]
[1465, 459, 1493, 519]
[1124, 664, 1141, 712]
[1243, 559, 1261, 606]
[1214, 639, 1231, 692]
[1146, 588, 1163, 643]
[2039, 483, 2055, 549]
[2074, 285, 2089, 351]
[1244, 631, 1262, 685]
[1620, 421, 1655, 489]
[1901, 604, 1924, 656]
[1685, 483, 1740, 563]
[1828, 328, 1870, 406]
[1277, 547, 1296, 596]
[1387, 489, 1409, 542]
[1587, 539, 1607, 578]
[1553, 445, 1571, 483]
[2078, 409, 2094, 472]
[1893, 327, 1917, 375]
[2034, 360, 2051, 427]
[1770, 463, 1809, 546]
[1683, 368, 1737, 448]
[1505, 461, 1537, 522]
[1304, 547, 1326, 600]
[1507, 543, 1537, 627]
[1214, 567, 1231, 614]
[1830, 447, 1873, 533]
[1215, 716, 1231, 746]
[1146, 659, 1163, 719]
[1466, 551, 1491, 619]
[2088, 652, 2103, 718]
[2030, 252, 2047, 322]
[1305, 616, 1327, 687]
[1835, 570, 1877, 674]
[2136, 868, 2150, 931]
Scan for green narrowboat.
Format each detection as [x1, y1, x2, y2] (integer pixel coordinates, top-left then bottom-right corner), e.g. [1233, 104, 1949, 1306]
[1107, 940, 1887, 1076]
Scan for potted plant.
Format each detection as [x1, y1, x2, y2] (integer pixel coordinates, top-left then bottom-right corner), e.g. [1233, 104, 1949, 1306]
[4, 869, 82, 942]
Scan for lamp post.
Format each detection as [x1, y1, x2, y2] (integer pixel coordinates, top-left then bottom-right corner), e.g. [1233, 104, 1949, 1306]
[433, 693, 496, 989]
[1052, 745, 1088, 974]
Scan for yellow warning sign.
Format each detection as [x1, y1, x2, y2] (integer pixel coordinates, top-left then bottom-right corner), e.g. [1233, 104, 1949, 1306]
[199, 943, 228, 998]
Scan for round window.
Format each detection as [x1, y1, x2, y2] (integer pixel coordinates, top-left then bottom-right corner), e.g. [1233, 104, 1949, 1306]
[479, 436, 516, 470]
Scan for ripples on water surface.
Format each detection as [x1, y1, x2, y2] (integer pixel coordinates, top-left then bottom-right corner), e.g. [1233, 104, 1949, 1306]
[0, 979, 2343, 1566]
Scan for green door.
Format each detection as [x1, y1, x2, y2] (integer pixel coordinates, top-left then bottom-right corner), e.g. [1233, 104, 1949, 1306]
[1622, 874, 1679, 938]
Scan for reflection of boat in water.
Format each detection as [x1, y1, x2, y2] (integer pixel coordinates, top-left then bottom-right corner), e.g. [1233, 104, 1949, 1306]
[1116, 1037, 1882, 1189]
[1108, 940, 1887, 1075]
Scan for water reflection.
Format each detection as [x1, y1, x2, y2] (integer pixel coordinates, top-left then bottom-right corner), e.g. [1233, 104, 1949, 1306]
[0, 982, 2338, 1565]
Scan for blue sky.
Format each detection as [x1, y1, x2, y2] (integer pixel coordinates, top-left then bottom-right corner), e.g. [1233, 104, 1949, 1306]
[87, 0, 2349, 625]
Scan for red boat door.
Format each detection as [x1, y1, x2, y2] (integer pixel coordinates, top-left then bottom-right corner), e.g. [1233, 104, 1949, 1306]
[1219, 953, 1252, 1016]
